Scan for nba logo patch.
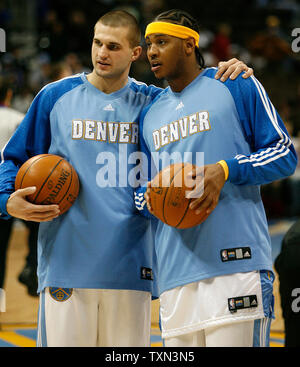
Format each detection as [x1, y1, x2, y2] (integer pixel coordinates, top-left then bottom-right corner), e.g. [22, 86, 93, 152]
[49, 287, 73, 302]
[220, 247, 252, 262]
[228, 295, 258, 313]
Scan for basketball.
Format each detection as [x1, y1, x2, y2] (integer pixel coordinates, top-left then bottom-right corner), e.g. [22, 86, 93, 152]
[15, 154, 80, 215]
[148, 163, 210, 229]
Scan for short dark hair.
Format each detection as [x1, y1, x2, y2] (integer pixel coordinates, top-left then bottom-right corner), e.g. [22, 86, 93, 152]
[154, 9, 205, 68]
[96, 10, 141, 48]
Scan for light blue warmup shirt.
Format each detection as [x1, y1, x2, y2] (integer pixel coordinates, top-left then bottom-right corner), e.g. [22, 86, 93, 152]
[135, 68, 297, 295]
[0, 73, 161, 294]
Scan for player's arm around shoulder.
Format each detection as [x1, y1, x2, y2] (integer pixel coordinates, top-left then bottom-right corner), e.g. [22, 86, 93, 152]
[214, 58, 254, 82]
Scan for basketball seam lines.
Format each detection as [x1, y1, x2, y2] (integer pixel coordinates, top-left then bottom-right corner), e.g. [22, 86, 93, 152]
[173, 164, 192, 228]
[175, 197, 192, 228]
[33, 159, 64, 203]
[162, 164, 187, 226]
[18, 154, 49, 189]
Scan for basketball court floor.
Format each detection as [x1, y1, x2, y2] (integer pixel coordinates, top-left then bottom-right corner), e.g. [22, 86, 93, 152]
[0, 218, 293, 347]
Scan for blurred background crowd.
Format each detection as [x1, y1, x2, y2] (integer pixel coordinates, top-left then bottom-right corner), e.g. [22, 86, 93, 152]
[1, 0, 300, 220]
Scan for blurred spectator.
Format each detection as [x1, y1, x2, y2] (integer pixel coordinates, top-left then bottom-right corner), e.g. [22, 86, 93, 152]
[0, 77, 23, 148]
[278, 101, 293, 131]
[261, 178, 293, 218]
[290, 82, 300, 137]
[112, 1, 142, 23]
[0, 47, 28, 92]
[261, 113, 299, 219]
[140, 0, 166, 24]
[211, 23, 233, 63]
[63, 53, 90, 75]
[66, 10, 91, 55]
[37, 10, 68, 62]
[28, 53, 52, 93]
[11, 87, 33, 114]
[198, 26, 215, 67]
[248, 15, 293, 72]
[49, 61, 72, 82]
[0, 77, 39, 299]
[275, 219, 300, 347]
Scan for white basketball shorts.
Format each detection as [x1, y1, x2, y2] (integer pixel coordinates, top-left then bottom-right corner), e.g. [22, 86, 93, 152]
[160, 270, 274, 346]
[37, 288, 151, 347]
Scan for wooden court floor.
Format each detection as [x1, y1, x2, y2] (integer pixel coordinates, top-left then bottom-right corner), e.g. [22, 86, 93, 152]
[0, 221, 286, 347]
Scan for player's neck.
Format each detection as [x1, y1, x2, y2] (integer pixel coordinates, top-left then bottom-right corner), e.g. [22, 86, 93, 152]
[168, 66, 202, 93]
[87, 71, 128, 94]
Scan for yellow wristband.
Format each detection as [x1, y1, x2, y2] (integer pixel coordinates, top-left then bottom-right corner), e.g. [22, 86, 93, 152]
[217, 160, 229, 181]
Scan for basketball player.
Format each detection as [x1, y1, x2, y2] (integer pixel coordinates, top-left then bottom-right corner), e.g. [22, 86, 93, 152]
[137, 9, 298, 347]
[0, 10, 251, 346]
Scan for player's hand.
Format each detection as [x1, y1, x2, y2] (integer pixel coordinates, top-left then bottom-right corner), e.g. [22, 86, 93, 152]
[215, 58, 253, 82]
[6, 186, 60, 222]
[144, 182, 154, 214]
[186, 163, 226, 215]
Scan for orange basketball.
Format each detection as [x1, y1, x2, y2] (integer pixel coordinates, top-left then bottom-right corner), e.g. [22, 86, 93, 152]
[149, 163, 210, 229]
[15, 154, 80, 215]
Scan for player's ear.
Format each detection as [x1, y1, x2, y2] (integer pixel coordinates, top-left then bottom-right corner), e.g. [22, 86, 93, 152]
[131, 45, 142, 62]
[184, 37, 196, 56]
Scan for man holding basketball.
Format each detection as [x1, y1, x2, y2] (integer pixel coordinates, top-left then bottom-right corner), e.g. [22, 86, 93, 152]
[0, 10, 252, 346]
[138, 9, 297, 347]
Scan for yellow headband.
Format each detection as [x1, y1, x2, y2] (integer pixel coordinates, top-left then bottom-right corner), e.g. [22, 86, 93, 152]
[145, 21, 200, 47]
